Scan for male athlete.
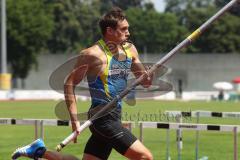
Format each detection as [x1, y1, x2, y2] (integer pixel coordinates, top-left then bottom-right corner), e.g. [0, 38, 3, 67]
[12, 7, 153, 160]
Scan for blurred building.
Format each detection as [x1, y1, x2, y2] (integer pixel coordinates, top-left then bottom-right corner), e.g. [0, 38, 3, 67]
[13, 53, 240, 92]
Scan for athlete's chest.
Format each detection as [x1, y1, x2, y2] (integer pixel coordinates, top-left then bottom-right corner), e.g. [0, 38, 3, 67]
[108, 57, 132, 79]
[90, 48, 130, 71]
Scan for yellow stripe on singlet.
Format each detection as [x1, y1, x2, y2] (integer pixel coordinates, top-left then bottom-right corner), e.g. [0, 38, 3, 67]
[98, 39, 112, 98]
[122, 42, 133, 60]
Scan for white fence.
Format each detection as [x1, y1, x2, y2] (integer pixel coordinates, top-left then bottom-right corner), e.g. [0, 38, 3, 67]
[164, 110, 240, 160]
[0, 118, 134, 140]
[0, 90, 233, 101]
[139, 121, 239, 160]
[1, 117, 239, 160]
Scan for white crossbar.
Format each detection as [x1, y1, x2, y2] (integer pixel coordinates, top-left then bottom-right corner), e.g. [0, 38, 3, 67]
[165, 110, 240, 118]
[139, 121, 240, 132]
[0, 118, 70, 126]
[0, 118, 134, 127]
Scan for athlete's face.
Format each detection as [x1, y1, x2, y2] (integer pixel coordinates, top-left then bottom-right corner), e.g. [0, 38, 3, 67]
[109, 19, 130, 44]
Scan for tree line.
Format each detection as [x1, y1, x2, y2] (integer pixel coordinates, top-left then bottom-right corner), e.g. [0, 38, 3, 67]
[5, 0, 240, 81]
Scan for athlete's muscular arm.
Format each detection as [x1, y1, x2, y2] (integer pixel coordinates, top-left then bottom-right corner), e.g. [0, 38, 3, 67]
[64, 48, 98, 142]
[130, 44, 153, 88]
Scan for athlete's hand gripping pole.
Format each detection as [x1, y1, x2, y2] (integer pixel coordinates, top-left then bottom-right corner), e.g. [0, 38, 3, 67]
[56, 120, 92, 151]
[56, 0, 239, 152]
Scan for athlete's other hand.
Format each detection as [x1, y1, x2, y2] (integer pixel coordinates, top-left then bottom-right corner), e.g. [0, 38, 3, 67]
[142, 71, 153, 88]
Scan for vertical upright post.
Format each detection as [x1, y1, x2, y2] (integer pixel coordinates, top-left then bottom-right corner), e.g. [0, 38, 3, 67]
[40, 120, 44, 139]
[166, 113, 171, 160]
[195, 112, 200, 160]
[176, 115, 182, 160]
[166, 129, 170, 160]
[1, 0, 7, 73]
[233, 127, 238, 160]
[34, 120, 39, 140]
[0, 0, 11, 91]
[129, 122, 133, 132]
[139, 122, 143, 142]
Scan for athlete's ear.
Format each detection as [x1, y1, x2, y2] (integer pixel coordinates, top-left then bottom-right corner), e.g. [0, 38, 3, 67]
[106, 27, 114, 35]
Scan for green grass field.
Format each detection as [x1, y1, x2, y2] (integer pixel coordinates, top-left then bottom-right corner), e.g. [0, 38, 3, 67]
[0, 100, 240, 160]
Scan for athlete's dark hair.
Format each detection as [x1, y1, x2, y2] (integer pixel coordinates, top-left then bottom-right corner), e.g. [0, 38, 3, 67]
[99, 7, 126, 35]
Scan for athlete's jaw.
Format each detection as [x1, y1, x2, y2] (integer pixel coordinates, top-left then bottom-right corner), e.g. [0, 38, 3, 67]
[117, 37, 129, 44]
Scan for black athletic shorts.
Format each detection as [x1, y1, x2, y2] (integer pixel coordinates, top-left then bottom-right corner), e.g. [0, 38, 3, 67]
[84, 108, 137, 160]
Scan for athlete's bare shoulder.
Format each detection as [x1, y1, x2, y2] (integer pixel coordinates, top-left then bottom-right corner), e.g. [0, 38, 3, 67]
[76, 43, 105, 71]
[124, 41, 139, 58]
[80, 44, 103, 58]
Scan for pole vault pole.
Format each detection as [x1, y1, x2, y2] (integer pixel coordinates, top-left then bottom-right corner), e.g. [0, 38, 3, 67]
[56, 0, 239, 151]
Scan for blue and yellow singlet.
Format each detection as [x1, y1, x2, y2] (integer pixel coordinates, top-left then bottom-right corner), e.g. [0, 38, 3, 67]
[88, 39, 133, 109]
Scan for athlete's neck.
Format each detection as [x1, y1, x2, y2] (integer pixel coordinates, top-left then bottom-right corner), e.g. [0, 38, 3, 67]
[102, 38, 124, 55]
